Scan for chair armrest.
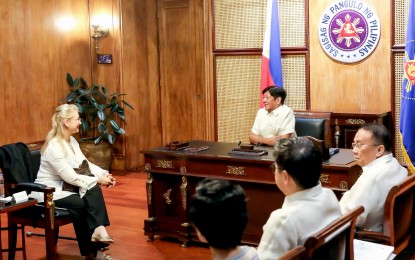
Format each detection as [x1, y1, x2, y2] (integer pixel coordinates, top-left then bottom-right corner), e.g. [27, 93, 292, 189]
[9, 182, 55, 193]
[355, 229, 391, 244]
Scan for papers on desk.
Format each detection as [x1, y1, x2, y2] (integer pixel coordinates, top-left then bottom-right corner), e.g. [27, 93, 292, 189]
[354, 239, 395, 260]
[0, 196, 12, 203]
[0, 191, 29, 204]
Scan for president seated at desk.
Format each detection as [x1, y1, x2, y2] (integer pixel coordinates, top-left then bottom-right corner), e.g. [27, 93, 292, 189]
[249, 86, 296, 146]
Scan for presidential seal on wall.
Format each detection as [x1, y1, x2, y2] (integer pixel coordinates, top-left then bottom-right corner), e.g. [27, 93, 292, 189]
[318, 0, 381, 63]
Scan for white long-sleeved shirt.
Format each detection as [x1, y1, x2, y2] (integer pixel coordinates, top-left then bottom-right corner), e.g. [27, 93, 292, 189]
[257, 184, 341, 259]
[340, 153, 407, 232]
[31, 136, 107, 201]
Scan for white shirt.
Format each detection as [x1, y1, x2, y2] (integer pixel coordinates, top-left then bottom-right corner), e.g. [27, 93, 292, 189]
[251, 105, 296, 138]
[257, 184, 342, 259]
[31, 136, 108, 202]
[339, 154, 407, 232]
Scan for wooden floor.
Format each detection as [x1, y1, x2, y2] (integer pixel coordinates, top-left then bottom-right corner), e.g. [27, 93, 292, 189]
[1, 171, 414, 259]
[1, 171, 211, 260]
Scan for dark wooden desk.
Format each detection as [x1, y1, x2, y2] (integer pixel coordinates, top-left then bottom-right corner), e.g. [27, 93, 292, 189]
[142, 141, 361, 247]
[0, 199, 38, 259]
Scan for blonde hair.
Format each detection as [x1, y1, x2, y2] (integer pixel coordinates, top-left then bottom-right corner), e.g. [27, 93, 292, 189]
[41, 104, 79, 154]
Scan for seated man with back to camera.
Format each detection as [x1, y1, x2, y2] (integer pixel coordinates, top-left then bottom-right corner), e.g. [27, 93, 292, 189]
[339, 123, 407, 232]
[190, 178, 259, 260]
[257, 137, 341, 259]
[249, 86, 296, 146]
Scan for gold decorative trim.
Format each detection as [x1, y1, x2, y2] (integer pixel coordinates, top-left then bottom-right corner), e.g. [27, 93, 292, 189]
[334, 119, 340, 148]
[156, 160, 174, 169]
[46, 193, 55, 229]
[226, 166, 246, 176]
[163, 188, 172, 205]
[320, 174, 331, 184]
[345, 119, 366, 125]
[144, 163, 151, 172]
[180, 166, 187, 174]
[146, 173, 153, 205]
[147, 217, 155, 222]
[181, 222, 191, 227]
[180, 176, 188, 210]
[339, 181, 348, 189]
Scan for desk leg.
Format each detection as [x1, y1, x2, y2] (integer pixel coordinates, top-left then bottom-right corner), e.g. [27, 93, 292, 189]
[0, 214, 3, 260]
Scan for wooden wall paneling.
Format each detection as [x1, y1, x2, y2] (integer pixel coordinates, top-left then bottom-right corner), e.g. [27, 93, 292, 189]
[121, 0, 161, 169]
[89, 0, 126, 169]
[0, 0, 90, 145]
[309, 0, 391, 113]
[158, 0, 208, 143]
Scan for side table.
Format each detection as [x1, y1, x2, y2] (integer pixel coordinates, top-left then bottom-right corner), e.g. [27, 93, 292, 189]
[0, 199, 38, 259]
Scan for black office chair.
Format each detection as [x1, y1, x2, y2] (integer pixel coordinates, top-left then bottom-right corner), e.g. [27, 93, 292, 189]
[294, 111, 331, 145]
[0, 142, 73, 260]
[294, 111, 332, 159]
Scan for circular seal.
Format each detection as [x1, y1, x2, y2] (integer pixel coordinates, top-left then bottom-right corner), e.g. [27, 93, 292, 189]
[318, 0, 381, 63]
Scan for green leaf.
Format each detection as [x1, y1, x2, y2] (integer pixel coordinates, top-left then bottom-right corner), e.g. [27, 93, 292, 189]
[102, 86, 108, 95]
[94, 135, 103, 145]
[66, 92, 76, 103]
[114, 127, 125, 135]
[108, 134, 115, 144]
[97, 122, 105, 133]
[97, 110, 106, 121]
[73, 78, 80, 87]
[80, 120, 89, 134]
[110, 120, 120, 130]
[122, 100, 134, 110]
[110, 104, 119, 113]
[66, 73, 74, 86]
[80, 77, 88, 88]
[76, 104, 84, 114]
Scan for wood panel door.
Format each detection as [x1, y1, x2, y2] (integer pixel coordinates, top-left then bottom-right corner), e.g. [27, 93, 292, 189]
[157, 0, 210, 144]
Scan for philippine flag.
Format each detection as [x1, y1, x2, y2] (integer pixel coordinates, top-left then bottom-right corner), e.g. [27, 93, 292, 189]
[260, 0, 283, 107]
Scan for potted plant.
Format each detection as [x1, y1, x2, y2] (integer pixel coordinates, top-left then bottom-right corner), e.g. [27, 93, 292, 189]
[65, 73, 134, 169]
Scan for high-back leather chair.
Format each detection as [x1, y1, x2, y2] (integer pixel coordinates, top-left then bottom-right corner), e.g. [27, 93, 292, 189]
[303, 206, 364, 260]
[0, 142, 73, 260]
[294, 111, 332, 147]
[355, 173, 415, 255]
[294, 111, 332, 160]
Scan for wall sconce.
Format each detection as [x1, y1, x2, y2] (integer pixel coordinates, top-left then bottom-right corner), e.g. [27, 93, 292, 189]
[91, 25, 109, 54]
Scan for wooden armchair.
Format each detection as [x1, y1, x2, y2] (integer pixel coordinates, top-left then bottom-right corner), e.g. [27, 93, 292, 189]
[355, 174, 415, 255]
[303, 206, 364, 260]
[279, 246, 306, 260]
[0, 142, 73, 260]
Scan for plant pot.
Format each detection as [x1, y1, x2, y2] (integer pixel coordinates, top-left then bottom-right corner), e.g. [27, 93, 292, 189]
[79, 140, 113, 171]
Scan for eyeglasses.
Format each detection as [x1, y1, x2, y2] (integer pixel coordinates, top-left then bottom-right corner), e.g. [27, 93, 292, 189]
[351, 143, 380, 149]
